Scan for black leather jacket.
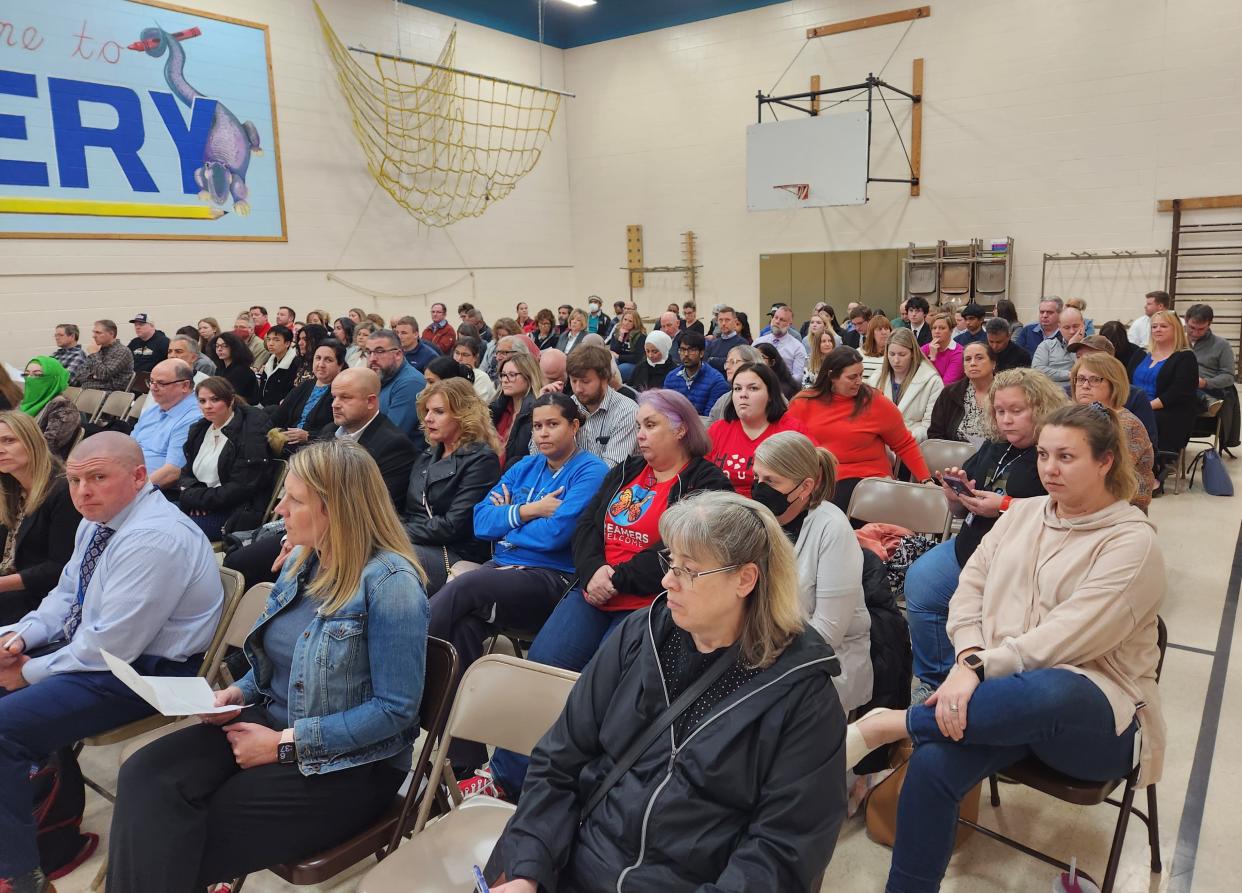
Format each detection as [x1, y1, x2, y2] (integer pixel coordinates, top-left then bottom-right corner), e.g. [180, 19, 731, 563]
[488, 596, 846, 892]
[178, 403, 273, 530]
[401, 441, 501, 564]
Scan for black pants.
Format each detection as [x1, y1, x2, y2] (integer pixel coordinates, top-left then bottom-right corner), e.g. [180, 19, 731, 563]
[831, 476, 865, 527]
[222, 536, 283, 587]
[428, 562, 571, 767]
[107, 708, 404, 892]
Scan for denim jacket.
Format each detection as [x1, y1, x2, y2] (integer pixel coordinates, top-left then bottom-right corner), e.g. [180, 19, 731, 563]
[234, 549, 430, 775]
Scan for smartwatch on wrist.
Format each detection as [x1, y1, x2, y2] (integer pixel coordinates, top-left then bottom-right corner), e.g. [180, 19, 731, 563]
[278, 728, 297, 765]
[998, 495, 1013, 513]
[962, 653, 985, 682]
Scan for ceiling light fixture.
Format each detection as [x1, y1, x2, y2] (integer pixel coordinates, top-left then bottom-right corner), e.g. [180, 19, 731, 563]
[555, 0, 597, 8]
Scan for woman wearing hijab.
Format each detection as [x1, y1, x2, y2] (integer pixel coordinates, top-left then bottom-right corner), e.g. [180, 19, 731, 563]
[629, 330, 677, 391]
[20, 357, 80, 459]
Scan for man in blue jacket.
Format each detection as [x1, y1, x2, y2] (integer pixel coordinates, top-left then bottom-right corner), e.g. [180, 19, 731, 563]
[663, 330, 729, 415]
[1015, 297, 1063, 355]
[395, 316, 441, 371]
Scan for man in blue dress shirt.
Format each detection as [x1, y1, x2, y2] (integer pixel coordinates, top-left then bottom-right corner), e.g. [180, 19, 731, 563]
[130, 359, 202, 490]
[0, 433, 223, 891]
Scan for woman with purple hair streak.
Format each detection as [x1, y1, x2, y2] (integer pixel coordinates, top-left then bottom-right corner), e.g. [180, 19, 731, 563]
[476, 389, 732, 800]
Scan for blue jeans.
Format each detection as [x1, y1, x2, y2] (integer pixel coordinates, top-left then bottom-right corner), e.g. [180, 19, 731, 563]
[618, 362, 636, 382]
[905, 540, 963, 687]
[489, 590, 631, 794]
[0, 654, 198, 874]
[887, 669, 1138, 893]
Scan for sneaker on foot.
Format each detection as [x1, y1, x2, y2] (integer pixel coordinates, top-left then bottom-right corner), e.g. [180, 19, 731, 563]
[910, 679, 935, 706]
[0, 870, 51, 893]
[458, 766, 506, 801]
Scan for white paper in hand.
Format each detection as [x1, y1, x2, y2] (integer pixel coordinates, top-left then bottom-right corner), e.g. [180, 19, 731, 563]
[101, 650, 241, 716]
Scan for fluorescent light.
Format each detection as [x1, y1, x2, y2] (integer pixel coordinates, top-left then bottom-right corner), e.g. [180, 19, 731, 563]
[555, 0, 597, 7]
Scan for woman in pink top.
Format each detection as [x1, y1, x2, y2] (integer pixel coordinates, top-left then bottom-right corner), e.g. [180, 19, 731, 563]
[922, 313, 964, 386]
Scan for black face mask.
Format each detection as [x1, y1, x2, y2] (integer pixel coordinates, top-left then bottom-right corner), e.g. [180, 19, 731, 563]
[751, 481, 794, 517]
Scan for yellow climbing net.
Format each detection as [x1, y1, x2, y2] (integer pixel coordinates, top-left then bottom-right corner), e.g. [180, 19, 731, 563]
[316, 3, 562, 227]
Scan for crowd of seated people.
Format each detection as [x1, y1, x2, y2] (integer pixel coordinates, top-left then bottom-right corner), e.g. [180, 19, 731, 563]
[0, 290, 1215, 892]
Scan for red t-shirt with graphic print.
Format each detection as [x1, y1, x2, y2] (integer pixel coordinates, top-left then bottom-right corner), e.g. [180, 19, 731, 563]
[601, 463, 680, 612]
[705, 415, 807, 498]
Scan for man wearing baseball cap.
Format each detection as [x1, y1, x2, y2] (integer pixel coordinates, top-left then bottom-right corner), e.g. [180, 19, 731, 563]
[953, 303, 988, 346]
[1068, 334, 1158, 442]
[127, 313, 169, 375]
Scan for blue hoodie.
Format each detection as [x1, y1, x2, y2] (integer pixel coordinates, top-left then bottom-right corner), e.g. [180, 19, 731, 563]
[473, 449, 609, 574]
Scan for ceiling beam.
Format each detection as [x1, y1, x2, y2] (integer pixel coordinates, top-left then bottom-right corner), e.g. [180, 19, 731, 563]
[806, 5, 931, 40]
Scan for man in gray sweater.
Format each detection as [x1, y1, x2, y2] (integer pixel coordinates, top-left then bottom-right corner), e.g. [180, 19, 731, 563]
[1186, 304, 1236, 397]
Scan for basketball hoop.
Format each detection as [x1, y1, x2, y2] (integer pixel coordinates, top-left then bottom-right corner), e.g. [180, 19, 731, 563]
[773, 183, 810, 200]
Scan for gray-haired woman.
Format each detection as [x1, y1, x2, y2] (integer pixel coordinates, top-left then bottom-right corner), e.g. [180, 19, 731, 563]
[486, 490, 848, 893]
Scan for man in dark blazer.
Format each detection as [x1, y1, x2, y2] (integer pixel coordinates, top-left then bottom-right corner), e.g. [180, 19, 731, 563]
[314, 368, 416, 511]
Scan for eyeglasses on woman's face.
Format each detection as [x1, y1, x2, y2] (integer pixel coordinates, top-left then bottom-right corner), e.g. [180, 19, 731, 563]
[658, 549, 739, 585]
[499, 371, 526, 382]
[1074, 374, 1105, 388]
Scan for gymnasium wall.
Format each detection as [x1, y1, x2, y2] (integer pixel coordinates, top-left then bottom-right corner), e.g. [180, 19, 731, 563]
[0, 0, 574, 364]
[562, 0, 1242, 326]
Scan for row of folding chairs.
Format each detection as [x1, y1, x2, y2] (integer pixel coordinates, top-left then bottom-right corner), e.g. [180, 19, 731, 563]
[68, 386, 146, 425]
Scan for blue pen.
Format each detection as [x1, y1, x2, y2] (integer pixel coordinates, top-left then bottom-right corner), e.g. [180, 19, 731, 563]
[472, 865, 490, 892]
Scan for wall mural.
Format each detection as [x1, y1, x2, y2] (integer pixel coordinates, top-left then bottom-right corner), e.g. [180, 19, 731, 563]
[0, 0, 285, 240]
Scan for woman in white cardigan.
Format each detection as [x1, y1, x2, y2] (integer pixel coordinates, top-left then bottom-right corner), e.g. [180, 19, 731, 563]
[874, 328, 944, 443]
[752, 431, 873, 712]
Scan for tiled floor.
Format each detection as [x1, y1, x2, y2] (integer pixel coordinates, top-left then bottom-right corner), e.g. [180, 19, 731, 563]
[64, 452, 1242, 892]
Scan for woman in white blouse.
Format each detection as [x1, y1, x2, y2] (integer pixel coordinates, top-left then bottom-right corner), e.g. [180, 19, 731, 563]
[178, 377, 275, 539]
[752, 431, 872, 712]
[873, 328, 944, 443]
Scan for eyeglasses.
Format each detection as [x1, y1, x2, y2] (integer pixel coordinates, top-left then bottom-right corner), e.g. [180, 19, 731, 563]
[1073, 375, 1106, 387]
[657, 549, 740, 584]
[499, 372, 525, 382]
[362, 347, 400, 358]
[149, 378, 189, 389]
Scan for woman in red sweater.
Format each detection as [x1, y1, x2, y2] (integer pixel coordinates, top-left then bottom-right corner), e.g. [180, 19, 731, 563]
[788, 346, 932, 511]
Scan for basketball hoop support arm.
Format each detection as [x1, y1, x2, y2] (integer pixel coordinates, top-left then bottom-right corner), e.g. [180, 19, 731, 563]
[755, 68, 922, 195]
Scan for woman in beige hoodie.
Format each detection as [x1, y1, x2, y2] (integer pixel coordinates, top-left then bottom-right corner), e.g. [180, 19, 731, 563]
[847, 403, 1166, 892]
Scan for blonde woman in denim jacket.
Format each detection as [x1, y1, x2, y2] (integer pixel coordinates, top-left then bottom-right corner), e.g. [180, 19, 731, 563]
[108, 439, 430, 891]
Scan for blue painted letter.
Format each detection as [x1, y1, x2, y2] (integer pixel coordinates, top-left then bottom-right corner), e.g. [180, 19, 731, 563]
[151, 91, 216, 195]
[0, 69, 49, 187]
[49, 77, 157, 192]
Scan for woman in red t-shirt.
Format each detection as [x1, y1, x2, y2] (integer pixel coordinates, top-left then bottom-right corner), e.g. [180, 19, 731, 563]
[787, 347, 932, 512]
[706, 362, 806, 498]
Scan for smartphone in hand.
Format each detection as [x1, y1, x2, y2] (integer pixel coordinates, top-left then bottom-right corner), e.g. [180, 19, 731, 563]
[941, 475, 976, 498]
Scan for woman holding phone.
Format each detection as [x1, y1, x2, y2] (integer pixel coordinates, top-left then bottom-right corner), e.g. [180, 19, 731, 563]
[904, 369, 1067, 704]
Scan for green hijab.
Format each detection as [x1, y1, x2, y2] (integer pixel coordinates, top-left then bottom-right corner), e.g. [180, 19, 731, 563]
[19, 356, 69, 417]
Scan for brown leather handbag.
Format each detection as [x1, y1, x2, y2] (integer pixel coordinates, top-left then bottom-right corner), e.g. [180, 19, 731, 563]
[863, 741, 981, 850]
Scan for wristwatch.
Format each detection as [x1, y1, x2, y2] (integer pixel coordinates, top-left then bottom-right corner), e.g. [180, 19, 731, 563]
[962, 653, 985, 682]
[278, 728, 297, 765]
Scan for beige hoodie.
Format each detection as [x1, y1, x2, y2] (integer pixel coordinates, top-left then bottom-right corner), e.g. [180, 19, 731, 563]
[947, 495, 1166, 785]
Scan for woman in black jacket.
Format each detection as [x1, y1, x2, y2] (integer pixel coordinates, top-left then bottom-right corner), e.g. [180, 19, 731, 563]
[627, 330, 676, 392]
[0, 411, 81, 624]
[484, 388, 732, 799]
[178, 377, 273, 539]
[208, 332, 258, 404]
[1136, 310, 1200, 459]
[484, 490, 846, 893]
[255, 325, 301, 407]
[490, 353, 542, 471]
[401, 379, 502, 594]
[265, 339, 345, 454]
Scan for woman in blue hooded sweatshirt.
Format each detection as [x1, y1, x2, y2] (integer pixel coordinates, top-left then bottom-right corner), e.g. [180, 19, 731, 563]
[428, 391, 608, 774]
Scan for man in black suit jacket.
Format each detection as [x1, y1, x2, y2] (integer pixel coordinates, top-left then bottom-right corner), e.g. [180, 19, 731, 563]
[225, 369, 417, 584]
[906, 296, 933, 346]
[313, 368, 417, 511]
